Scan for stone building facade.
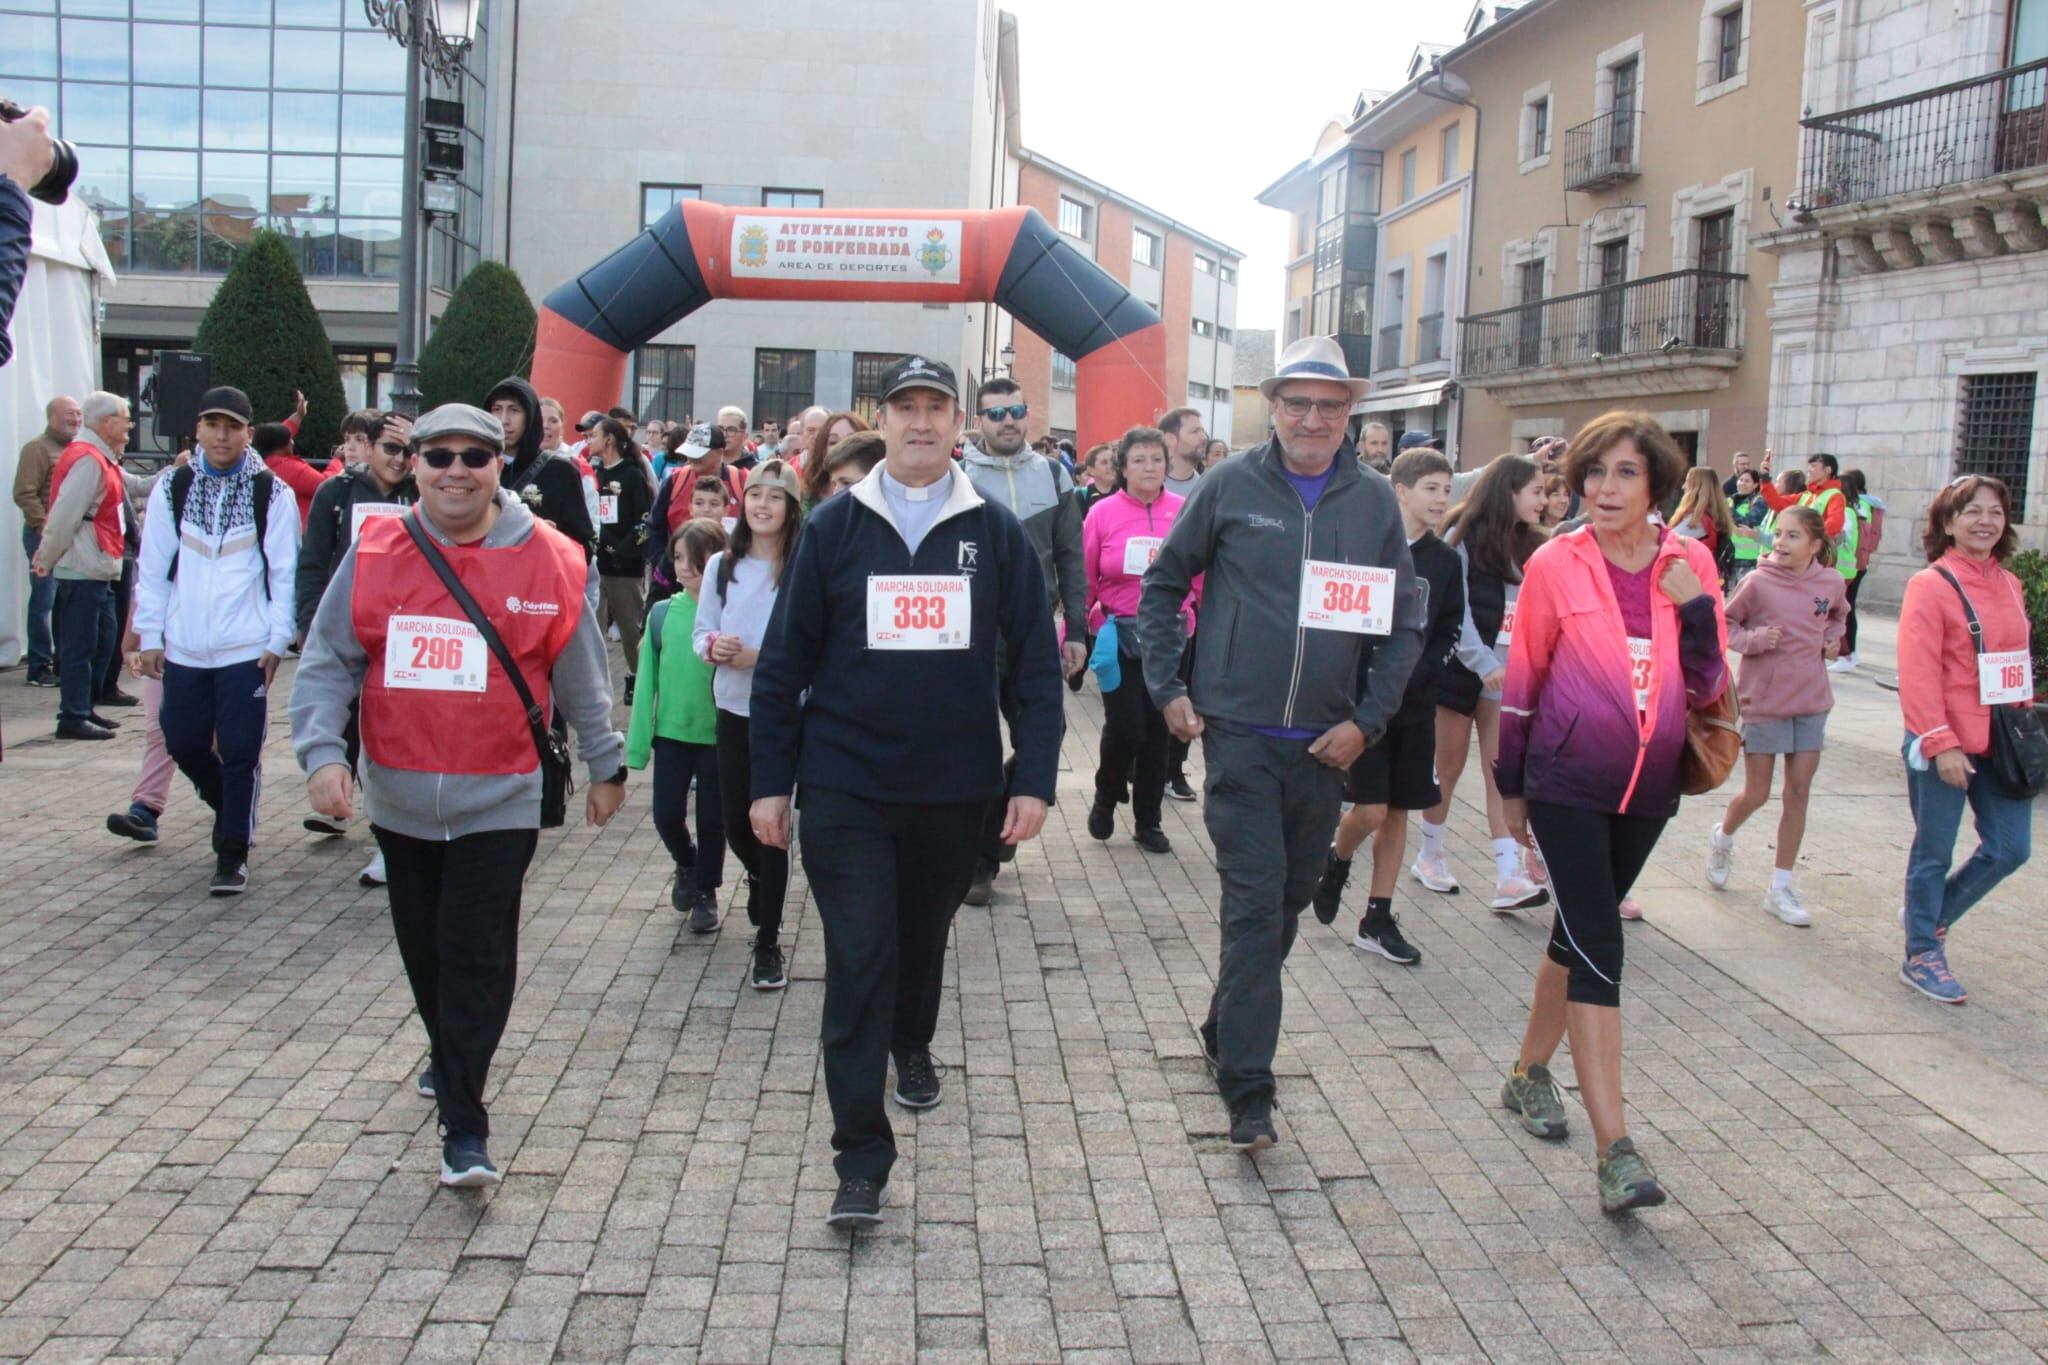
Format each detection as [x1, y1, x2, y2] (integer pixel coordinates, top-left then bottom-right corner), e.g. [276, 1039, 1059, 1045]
[1760, 0, 2048, 603]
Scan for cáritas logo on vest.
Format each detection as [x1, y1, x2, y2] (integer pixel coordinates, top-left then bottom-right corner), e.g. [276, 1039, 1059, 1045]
[504, 595, 561, 616]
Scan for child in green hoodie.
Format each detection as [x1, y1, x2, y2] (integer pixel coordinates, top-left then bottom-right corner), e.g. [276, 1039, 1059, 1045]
[627, 518, 728, 931]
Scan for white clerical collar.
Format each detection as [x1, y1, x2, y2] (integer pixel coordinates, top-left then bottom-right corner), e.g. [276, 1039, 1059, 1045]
[883, 466, 947, 502]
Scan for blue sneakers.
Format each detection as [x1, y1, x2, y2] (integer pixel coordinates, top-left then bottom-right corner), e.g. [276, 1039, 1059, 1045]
[106, 804, 160, 843]
[440, 1134, 500, 1187]
[1899, 949, 1966, 1005]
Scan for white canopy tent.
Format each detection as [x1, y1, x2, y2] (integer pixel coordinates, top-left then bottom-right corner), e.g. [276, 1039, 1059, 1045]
[0, 197, 114, 667]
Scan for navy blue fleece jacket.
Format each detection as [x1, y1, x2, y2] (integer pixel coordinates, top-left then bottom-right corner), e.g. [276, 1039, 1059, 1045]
[749, 463, 1064, 806]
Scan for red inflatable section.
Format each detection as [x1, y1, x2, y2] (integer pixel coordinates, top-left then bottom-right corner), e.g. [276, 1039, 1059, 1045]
[531, 202, 1168, 448]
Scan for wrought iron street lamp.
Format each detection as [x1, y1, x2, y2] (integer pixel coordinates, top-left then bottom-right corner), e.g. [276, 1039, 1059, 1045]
[362, 0, 479, 415]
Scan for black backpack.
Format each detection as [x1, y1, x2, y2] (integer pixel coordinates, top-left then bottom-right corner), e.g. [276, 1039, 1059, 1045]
[166, 464, 275, 599]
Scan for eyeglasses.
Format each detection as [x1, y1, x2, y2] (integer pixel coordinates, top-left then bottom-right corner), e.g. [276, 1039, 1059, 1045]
[1277, 397, 1351, 420]
[980, 403, 1029, 422]
[375, 440, 408, 457]
[418, 446, 497, 470]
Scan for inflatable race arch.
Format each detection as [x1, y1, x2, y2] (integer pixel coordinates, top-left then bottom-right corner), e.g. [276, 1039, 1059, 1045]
[530, 203, 1169, 445]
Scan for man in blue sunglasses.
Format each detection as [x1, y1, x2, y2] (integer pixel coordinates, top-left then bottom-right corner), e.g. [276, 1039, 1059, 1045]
[958, 376, 1088, 906]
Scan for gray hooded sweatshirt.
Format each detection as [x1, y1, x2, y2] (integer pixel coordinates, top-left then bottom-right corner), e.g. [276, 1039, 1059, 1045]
[289, 491, 623, 841]
[960, 443, 1087, 638]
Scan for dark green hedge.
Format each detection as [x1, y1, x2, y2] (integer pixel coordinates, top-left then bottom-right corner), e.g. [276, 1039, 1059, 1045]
[420, 261, 537, 410]
[190, 230, 349, 460]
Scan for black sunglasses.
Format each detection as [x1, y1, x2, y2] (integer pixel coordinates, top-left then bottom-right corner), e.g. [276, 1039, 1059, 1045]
[374, 440, 408, 457]
[979, 403, 1028, 421]
[418, 445, 497, 470]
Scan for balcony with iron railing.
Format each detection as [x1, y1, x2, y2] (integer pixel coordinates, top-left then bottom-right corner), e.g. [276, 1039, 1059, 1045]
[1415, 313, 1445, 365]
[1456, 269, 1746, 402]
[1563, 107, 1642, 191]
[1376, 323, 1406, 374]
[1798, 57, 2048, 210]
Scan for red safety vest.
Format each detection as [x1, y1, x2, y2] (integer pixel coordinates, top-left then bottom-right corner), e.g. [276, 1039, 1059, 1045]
[48, 440, 125, 559]
[350, 513, 588, 775]
[665, 464, 746, 537]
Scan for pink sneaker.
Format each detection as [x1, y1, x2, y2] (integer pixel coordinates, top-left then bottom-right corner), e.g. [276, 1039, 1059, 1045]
[1525, 846, 1549, 886]
[1619, 897, 1644, 921]
[1490, 876, 1549, 913]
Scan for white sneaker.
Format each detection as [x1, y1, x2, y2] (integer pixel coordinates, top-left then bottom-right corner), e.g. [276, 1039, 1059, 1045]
[1411, 851, 1459, 894]
[1827, 653, 1859, 673]
[358, 851, 387, 888]
[1763, 883, 1812, 927]
[1525, 845, 1549, 886]
[1490, 876, 1549, 912]
[1706, 832, 1733, 890]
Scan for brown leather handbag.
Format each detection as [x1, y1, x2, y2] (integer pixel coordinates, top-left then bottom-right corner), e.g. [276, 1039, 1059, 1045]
[1681, 682, 1742, 796]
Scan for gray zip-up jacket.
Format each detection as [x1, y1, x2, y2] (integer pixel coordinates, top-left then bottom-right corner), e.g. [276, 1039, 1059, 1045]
[961, 445, 1087, 638]
[1138, 439, 1424, 740]
[289, 491, 623, 841]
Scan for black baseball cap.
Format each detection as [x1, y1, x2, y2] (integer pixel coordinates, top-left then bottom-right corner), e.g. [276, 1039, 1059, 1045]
[878, 355, 959, 403]
[196, 386, 254, 423]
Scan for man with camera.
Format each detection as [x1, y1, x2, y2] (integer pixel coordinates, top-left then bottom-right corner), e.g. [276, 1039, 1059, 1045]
[0, 101, 64, 367]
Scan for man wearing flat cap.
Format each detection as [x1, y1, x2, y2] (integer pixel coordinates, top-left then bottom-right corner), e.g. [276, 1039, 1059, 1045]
[291, 403, 626, 1190]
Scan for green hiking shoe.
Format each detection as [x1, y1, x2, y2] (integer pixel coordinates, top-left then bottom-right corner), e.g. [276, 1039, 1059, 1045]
[1500, 1062, 1568, 1139]
[1597, 1137, 1667, 1213]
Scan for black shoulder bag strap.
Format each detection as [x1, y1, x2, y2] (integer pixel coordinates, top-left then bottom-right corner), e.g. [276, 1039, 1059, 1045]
[400, 513, 573, 822]
[1935, 564, 2047, 799]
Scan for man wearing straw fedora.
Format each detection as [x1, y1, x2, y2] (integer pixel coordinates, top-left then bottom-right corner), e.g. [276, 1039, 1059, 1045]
[1137, 335, 1425, 1150]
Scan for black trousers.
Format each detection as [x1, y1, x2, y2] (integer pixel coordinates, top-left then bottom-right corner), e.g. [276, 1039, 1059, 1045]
[1527, 801, 1666, 1008]
[1844, 570, 1865, 653]
[974, 669, 1023, 873]
[1169, 638, 1196, 781]
[375, 824, 539, 1139]
[101, 555, 133, 697]
[715, 708, 787, 943]
[1095, 658, 1170, 828]
[651, 737, 723, 895]
[799, 785, 983, 1182]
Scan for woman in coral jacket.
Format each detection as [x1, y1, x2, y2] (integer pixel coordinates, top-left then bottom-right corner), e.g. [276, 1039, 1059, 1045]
[1080, 425, 1199, 854]
[1893, 475, 2035, 1006]
[1492, 411, 1728, 1215]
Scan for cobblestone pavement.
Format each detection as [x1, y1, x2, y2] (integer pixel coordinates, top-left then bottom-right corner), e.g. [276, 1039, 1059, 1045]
[1, 609, 2046, 1362]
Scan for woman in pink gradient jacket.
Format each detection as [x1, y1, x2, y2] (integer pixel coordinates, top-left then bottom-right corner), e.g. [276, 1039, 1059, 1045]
[1082, 426, 1200, 852]
[1492, 411, 1729, 1215]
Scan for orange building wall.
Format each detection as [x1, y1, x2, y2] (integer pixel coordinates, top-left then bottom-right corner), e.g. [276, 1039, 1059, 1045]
[1005, 160, 1202, 442]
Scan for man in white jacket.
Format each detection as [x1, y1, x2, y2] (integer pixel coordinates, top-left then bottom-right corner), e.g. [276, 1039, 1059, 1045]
[134, 386, 300, 896]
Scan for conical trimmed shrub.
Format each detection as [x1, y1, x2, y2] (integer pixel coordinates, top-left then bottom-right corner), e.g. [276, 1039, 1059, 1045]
[420, 261, 537, 410]
[190, 230, 349, 460]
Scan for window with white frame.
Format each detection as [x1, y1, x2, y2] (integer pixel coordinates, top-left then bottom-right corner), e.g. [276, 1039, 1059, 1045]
[1697, 1, 1750, 100]
[1219, 262, 1237, 284]
[1051, 352, 1077, 389]
[1132, 226, 1162, 269]
[1057, 195, 1090, 240]
[1519, 85, 1552, 171]
[1192, 318, 1214, 338]
[1439, 123, 1461, 184]
[1193, 253, 1216, 275]
[1217, 325, 1234, 343]
[1398, 148, 1417, 202]
[1190, 381, 1212, 400]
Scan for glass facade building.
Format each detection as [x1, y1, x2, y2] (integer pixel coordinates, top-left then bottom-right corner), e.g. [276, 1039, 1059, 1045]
[0, 0, 485, 285]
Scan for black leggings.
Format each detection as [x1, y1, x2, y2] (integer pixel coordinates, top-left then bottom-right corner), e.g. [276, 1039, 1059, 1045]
[651, 737, 723, 895]
[1527, 801, 1667, 1008]
[1844, 570, 1865, 653]
[716, 708, 788, 945]
[1094, 657, 1170, 828]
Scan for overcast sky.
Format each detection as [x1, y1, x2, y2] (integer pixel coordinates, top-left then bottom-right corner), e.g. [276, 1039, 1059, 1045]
[1003, 0, 1477, 365]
